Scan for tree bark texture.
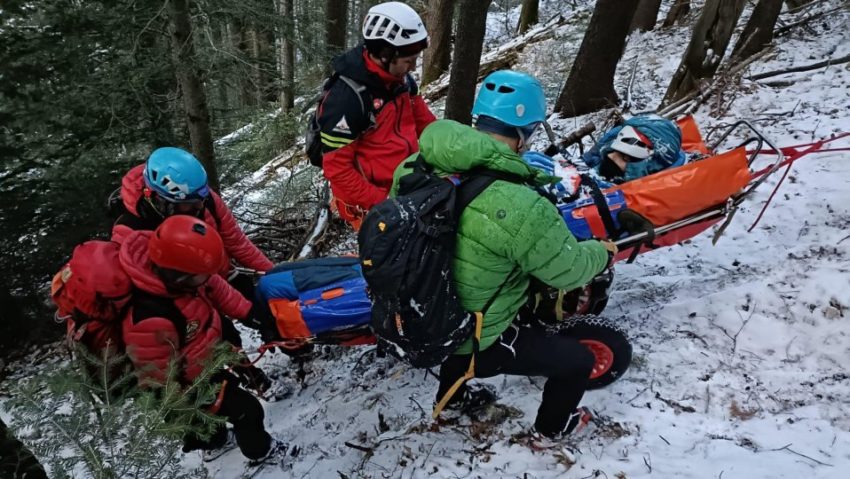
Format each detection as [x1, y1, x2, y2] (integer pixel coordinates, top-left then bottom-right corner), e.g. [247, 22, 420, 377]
[662, 0, 691, 27]
[517, 0, 540, 34]
[326, 0, 349, 62]
[279, 0, 296, 111]
[732, 0, 783, 61]
[554, 0, 640, 118]
[444, 0, 490, 124]
[421, 0, 455, 86]
[662, 0, 745, 106]
[167, 0, 220, 190]
[630, 0, 663, 32]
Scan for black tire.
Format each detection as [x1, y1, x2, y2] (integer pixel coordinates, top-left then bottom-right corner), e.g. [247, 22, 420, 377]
[561, 315, 631, 390]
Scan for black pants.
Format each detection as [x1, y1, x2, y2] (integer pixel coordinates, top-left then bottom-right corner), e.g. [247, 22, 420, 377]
[437, 323, 594, 437]
[183, 381, 272, 460]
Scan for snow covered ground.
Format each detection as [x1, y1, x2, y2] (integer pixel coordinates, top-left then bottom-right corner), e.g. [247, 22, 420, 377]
[5, 2, 848, 478]
[193, 3, 850, 477]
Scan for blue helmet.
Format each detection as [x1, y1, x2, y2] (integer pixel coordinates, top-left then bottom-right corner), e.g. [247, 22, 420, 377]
[472, 70, 547, 128]
[143, 147, 209, 202]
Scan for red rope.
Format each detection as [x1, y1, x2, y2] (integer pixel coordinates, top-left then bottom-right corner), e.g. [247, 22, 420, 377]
[746, 133, 850, 232]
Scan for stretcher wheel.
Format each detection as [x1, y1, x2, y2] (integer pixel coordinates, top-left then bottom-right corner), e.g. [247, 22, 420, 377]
[562, 315, 631, 389]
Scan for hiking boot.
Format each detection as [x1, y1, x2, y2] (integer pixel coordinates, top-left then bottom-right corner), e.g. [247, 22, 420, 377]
[247, 439, 287, 467]
[202, 431, 237, 462]
[442, 384, 499, 415]
[563, 406, 593, 435]
[515, 406, 594, 451]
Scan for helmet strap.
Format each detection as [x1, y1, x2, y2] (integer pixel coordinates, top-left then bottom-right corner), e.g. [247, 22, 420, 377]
[143, 188, 167, 219]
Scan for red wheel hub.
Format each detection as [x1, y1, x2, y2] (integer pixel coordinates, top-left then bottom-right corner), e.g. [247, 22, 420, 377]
[580, 339, 614, 379]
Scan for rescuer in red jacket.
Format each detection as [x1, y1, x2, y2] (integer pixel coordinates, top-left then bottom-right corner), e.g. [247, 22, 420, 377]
[316, 2, 436, 230]
[120, 215, 282, 464]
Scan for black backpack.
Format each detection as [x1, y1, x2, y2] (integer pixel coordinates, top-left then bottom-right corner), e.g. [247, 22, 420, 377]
[304, 74, 373, 168]
[358, 157, 521, 369]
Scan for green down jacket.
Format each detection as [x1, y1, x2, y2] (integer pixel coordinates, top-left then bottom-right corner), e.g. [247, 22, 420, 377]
[391, 120, 609, 354]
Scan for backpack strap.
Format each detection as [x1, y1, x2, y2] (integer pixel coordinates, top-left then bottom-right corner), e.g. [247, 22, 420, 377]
[338, 75, 375, 128]
[432, 265, 519, 419]
[456, 169, 529, 213]
[579, 174, 618, 239]
[131, 290, 190, 348]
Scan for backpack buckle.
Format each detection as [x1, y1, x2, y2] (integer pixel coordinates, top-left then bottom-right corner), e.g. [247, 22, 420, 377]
[424, 224, 440, 237]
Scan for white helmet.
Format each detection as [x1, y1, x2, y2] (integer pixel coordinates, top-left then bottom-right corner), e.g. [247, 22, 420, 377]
[610, 125, 653, 160]
[363, 2, 428, 56]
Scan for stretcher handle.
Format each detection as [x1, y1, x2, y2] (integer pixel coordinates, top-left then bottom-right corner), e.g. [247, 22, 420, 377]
[709, 119, 785, 197]
[612, 208, 727, 248]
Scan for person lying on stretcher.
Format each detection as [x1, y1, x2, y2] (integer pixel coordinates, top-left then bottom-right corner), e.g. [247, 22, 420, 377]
[583, 115, 687, 184]
[523, 115, 689, 202]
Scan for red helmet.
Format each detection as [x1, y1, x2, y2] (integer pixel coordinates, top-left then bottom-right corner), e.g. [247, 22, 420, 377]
[148, 215, 226, 275]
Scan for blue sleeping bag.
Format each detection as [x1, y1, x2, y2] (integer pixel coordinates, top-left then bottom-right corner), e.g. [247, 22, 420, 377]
[255, 257, 372, 340]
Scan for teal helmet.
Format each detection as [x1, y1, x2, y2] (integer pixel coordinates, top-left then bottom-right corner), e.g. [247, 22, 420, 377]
[472, 70, 547, 136]
[143, 147, 209, 202]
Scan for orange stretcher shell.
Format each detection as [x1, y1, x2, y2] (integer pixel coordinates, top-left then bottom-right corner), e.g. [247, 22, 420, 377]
[677, 114, 711, 154]
[607, 146, 751, 226]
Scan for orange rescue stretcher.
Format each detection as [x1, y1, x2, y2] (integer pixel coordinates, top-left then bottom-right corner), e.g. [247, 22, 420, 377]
[566, 115, 849, 263]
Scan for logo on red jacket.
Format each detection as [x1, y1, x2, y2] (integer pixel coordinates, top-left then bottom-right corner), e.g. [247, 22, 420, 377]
[373, 98, 384, 110]
[185, 320, 200, 340]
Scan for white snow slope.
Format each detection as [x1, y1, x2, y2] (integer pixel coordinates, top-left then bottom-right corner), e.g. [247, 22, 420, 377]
[197, 2, 850, 478]
[9, 2, 847, 478]
[196, 3, 850, 474]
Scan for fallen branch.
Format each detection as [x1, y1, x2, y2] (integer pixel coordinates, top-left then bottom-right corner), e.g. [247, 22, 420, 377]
[422, 15, 568, 102]
[775, 3, 850, 37]
[748, 53, 850, 81]
[764, 443, 834, 467]
[658, 49, 771, 118]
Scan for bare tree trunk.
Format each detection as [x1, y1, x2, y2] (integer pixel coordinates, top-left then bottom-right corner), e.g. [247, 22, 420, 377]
[554, 0, 640, 117]
[167, 0, 219, 190]
[245, 25, 264, 105]
[732, 0, 783, 61]
[326, 0, 348, 71]
[230, 20, 255, 108]
[444, 0, 489, 124]
[422, 0, 455, 86]
[279, 0, 295, 111]
[630, 0, 663, 32]
[662, 0, 745, 106]
[517, 0, 540, 34]
[662, 0, 691, 27]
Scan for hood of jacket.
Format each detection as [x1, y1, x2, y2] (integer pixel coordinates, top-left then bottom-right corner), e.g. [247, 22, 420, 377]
[119, 229, 171, 296]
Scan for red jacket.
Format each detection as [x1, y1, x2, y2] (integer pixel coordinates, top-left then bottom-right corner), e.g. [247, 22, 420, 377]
[119, 230, 252, 385]
[318, 47, 435, 211]
[113, 164, 273, 273]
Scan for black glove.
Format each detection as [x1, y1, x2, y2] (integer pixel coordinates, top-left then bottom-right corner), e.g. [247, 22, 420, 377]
[241, 306, 263, 331]
[233, 364, 272, 394]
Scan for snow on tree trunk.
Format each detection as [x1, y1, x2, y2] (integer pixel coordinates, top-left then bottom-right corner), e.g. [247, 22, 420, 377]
[444, 0, 489, 125]
[662, 0, 745, 106]
[732, 0, 783, 61]
[167, 0, 219, 190]
[554, 0, 640, 118]
[630, 0, 663, 32]
[422, 0, 455, 86]
[662, 0, 691, 27]
[517, 0, 540, 35]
